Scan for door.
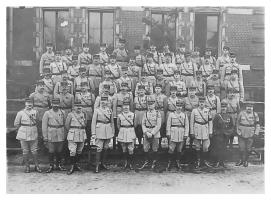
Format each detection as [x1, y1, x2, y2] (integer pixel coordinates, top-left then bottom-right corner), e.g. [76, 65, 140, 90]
[194, 13, 219, 57]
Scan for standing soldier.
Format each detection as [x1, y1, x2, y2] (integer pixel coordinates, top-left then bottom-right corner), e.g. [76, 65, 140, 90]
[40, 42, 55, 75]
[134, 85, 148, 148]
[205, 85, 221, 120]
[54, 70, 74, 97]
[117, 98, 137, 170]
[216, 46, 230, 76]
[134, 71, 154, 97]
[78, 43, 92, 71]
[199, 55, 215, 82]
[160, 52, 177, 83]
[67, 55, 80, 80]
[212, 100, 234, 168]
[55, 82, 74, 118]
[161, 43, 175, 64]
[236, 102, 260, 167]
[166, 70, 186, 98]
[42, 98, 66, 173]
[113, 38, 129, 67]
[62, 46, 74, 68]
[75, 82, 95, 146]
[41, 67, 54, 97]
[94, 84, 114, 109]
[201, 48, 216, 66]
[155, 68, 167, 94]
[206, 69, 221, 98]
[65, 100, 87, 175]
[143, 53, 158, 86]
[190, 70, 206, 97]
[127, 56, 141, 94]
[104, 54, 122, 82]
[133, 45, 146, 68]
[99, 43, 109, 66]
[190, 96, 213, 169]
[88, 54, 104, 96]
[74, 66, 94, 94]
[91, 96, 115, 173]
[166, 86, 178, 117]
[99, 70, 118, 97]
[191, 47, 202, 69]
[166, 99, 189, 170]
[175, 43, 186, 67]
[139, 96, 162, 170]
[13, 98, 42, 173]
[116, 65, 134, 93]
[149, 43, 160, 65]
[180, 52, 197, 86]
[49, 51, 67, 84]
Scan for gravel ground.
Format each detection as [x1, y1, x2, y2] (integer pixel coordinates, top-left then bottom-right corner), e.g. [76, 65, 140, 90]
[6, 162, 264, 194]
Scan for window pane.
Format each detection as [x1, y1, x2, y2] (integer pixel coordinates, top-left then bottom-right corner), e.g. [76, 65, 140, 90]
[89, 12, 100, 53]
[44, 11, 56, 49]
[56, 11, 69, 50]
[152, 14, 163, 24]
[102, 13, 114, 49]
[206, 16, 218, 50]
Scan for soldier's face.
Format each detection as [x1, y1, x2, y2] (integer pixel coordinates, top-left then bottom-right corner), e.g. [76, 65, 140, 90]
[221, 106, 227, 113]
[122, 70, 128, 76]
[157, 73, 163, 79]
[185, 56, 191, 62]
[129, 59, 135, 65]
[205, 51, 211, 56]
[62, 74, 68, 80]
[199, 101, 205, 107]
[83, 47, 89, 52]
[134, 49, 140, 54]
[74, 106, 82, 113]
[171, 91, 177, 96]
[52, 104, 59, 110]
[196, 74, 202, 79]
[174, 73, 180, 79]
[138, 89, 145, 95]
[46, 46, 53, 52]
[93, 58, 99, 64]
[37, 85, 45, 91]
[25, 102, 33, 110]
[141, 76, 146, 82]
[212, 74, 218, 79]
[119, 43, 125, 49]
[120, 86, 127, 92]
[205, 59, 210, 64]
[228, 92, 235, 98]
[147, 57, 153, 62]
[122, 105, 129, 112]
[45, 74, 51, 79]
[81, 87, 87, 92]
[100, 47, 106, 52]
[230, 57, 236, 62]
[246, 106, 253, 113]
[208, 89, 214, 95]
[80, 72, 86, 77]
[148, 103, 155, 110]
[189, 89, 196, 96]
[110, 58, 116, 64]
[180, 47, 185, 52]
[223, 49, 229, 55]
[150, 46, 156, 51]
[165, 56, 171, 63]
[65, 49, 72, 55]
[164, 45, 169, 51]
[231, 73, 238, 80]
[155, 87, 162, 93]
[55, 55, 61, 61]
[101, 100, 107, 107]
[176, 106, 183, 112]
[62, 88, 68, 93]
[194, 51, 200, 56]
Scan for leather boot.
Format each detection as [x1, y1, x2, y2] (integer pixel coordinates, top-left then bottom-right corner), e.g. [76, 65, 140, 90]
[176, 152, 182, 170]
[219, 160, 226, 168]
[243, 151, 249, 167]
[100, 150, 109, 170]
[127, 154, 134, 170]
[56, 152, 66, 171]
[95, 151, 101, 173]
[46, 153, 55, 173]
[195, 150, 201, 169]
[202, 152, 213, 168]
[23, 154, 30, 173]
[139, 152, 150, 170]
[236, 151, 244, 166]
[122, 152, 128, 169]
[74, 154, 82, 171]
[151, 152, 158, 170]
[32, 153, 42, 173]
[166, 153, 173, 171]
[67, 156, 75, 175]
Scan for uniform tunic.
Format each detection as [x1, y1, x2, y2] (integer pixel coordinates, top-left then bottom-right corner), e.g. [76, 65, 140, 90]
[74, 76, 94, 93]
[29, 92, 50, 122]
[117, 112, 136, 143]
[199, 63, 214, 81]
[42, 109, 65, 142]
[78, 52, 92, 70]
[150, 51, 160, 64]
[67, 64, 80, 79]
[167, 80, 187, 97]
[116, 76, 134, 92]
[88, 64, 104, 91]
[14, 109, 38, 141]
[225, 79, 244, 102]
[224, 97, 240, 126]
[161, 51, 175, 64]
[113, 48, 129, 63]
[62, 54, 73, 68]
[104, 64, 122, 80]
[135, 54, 145, 68]
[134, 95, 147, 127]
[155, 78, 167, 94]
[75, 92, 95, 120]
[216, 55, 230, 75]
[134, 81, 153, 97]
[53, 80, 73, 97]
[94, 95, 114, 110]
[142, 110, 162, 138]
[221, 63, 243, 84]
[154, 93, 167, 125]
[166, 111, 189, 142]
[99, 51, 109, 65]
[160, 63, 177, 82]
[205, 94, 221, 119]
[166, 96, 178, 114]
[200, 56, 216, 66]
[42, 77, 54, 96]
[49, 61, 67, 83]
[142, 62, 158, 85]
[175, 53, 185, 65]
[40, 52, 55, 74]
[91, 107, 114, 139]
[55, 92, 74, 118]
[190, 79, 206, 96]
[237, 111, 260, 138]
[184, 96, 199, 119]
[113, 92, 133, 118]
[99, 80, 118, 96]
[127, 64, 141, 89]
[206, 77, 221, 98]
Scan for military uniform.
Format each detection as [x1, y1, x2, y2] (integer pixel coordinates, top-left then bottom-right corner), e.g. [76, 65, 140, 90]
[104, 61, 122, 81]
[74, 67, 94, 94]
[99, 73, 118, 97]
[224, 69, 244, 102]
[65, 101, 87, 175]
[149, 50, 160, 65]
[67, 55, 80, 80]
[41, 68, 54, 97]
[127, 57, 141, 93]
[14, 98, 42, 173]
[78, 43, 92, 71]
[94, 87, 114, 110]
[216, 46, 230, 76]
[199, 57, 215, 81]
[99, 43, 109, 65]
[206, 69, 221, 98]
[143, 58, 158, 86]
[166, 71, 187, 98]
[113, 38, 129, 67]
[91, 96, 115, 173]
[224, 89, 240, 126]
[39, 43, 55, 74]
[205, 85, 221, 120]
[180, 52, 197, 86]
[160, 52, 177, 82]
[154, 87, 167, 136]
[116, 66, 134, 93]
[191, 47, 202, 69]
[42, 98, 66, 173]
[88, 54, 104, 96]
[133, 45, 146, 68]
[200, 48, 216, 66]
[49, 51, 67, 84]
[190, 71, 206, 96]
[184, 94, 199, 119]
[61, 48, 73, 68]
[166, 86, 178, 116]
[134, 73, 154, 96]
[236, 102, 260, 167]
[53, 71, 74, 97]
[155, 69, 167, 94]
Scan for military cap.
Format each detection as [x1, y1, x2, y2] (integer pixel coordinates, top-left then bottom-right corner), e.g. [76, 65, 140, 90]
[138, 85, 145, 90]
[205, 47, 212, 52]
[198, 96, 206, 101]
[141, 71, 147, 76]
[221, 100, 228, 107]
[121, 82, 128, 87]
[101, 96, 108, 101]
[176, 99, 185, 107]
[212, 69, 219, 74]
[146, 53, 153, 58]
[229, 52, 236, 58]
[231, 69, 238, 74]
[170, 85, 177, 91]
[207, 84, 215, 90]
[164, 52, 172, 57]
[227, 87, 236, 93]
[134, 45, 141, 50]
[184, 51, 192, 57]
[46, 42, 53, 47]
[245, 101, 254, 107]
[65, 46, 72, 50]
[121, 65, 128, 71]
[103, 84, 110, 90]
[129, 56, 136, 61]
[100, 43, 107, 47]
[82, 43, 89, 48]
[55, 51, 62, 55]
[25, 98, 33, 103]
[79, 67, 86, 72]
[109, 54, 116, 59]
[194, 47, 200, 52]
[179, 43, 186, 48]
[43, 68, 51, 74]
[174, 69, 180, 74]
[122, 98, 130, 106]
[80, 82, 88, 87]
[204, 55, 211, 59]
[155, 83, 162, 88]
[36, 80, 45, 85]
[188, 84, 197, 89]
[60, 81, 68, 87]
[51, 98, 60, 105]
[147, 96, 155, 105]
[223, 46, 230, 51]
[72, 55, 78, 61]
[93, 54, 100, 59]
[74, 100, 82, 106]
[61, 70, 68, 74]
[104, 69, 111, 75]
[119, 38, 126, 43]
[157, 68, 163, 74]
[196, 70, 203, 75]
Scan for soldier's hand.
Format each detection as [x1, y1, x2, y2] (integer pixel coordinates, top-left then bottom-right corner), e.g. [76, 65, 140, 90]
[147, 132, 152, 138]
[183, 136, 188, 140]
[190, 134, 195, 139]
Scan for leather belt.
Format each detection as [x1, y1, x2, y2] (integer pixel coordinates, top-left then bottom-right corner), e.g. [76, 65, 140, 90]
[48, 124, 64, 128]
[240, 123, 255, 127]
[81, 62, 91, 65]
[195, 121, 208, 125]
[164, 74, 173, 77]
[171, 125, 185, 128]
[120, 125, 134, 128]
[61, 106, 72, 109]
[182, 74, 193, 76]
[20, 123, 36, 127]
[81, 105, 92, 108]
[146, 125, 155, 128]
[34, 105, 48, 108]
[168, 109, 176, 112]
[135, 108, 147, 111]
[185, 108, 192, 112]
[128, 75, 138, 77]
[89, 74, 102, 77]
[70, 126, 85, 129]
[97, 120, 110, 124]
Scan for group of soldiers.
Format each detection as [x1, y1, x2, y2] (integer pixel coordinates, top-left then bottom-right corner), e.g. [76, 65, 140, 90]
[13, 38, 261, 175]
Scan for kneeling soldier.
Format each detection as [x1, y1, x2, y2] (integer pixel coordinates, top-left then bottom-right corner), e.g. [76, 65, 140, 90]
[65, 100, 87, 175]
[42, 98, 66, 173]
[139, 96, 162, 170]
[13, 98, 42, 173]
[91, 96, 115, 173]
[166, 99, 189, 171]
[117, 98, 136, 170]
[190, 96, 213, 169]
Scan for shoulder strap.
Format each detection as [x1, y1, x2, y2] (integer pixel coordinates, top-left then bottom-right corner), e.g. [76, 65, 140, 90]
[121, 112, 134, 126]
[197, 108, 208, 124]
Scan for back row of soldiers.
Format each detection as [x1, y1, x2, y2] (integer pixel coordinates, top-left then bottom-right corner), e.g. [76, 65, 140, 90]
[13, 39, 260, 174]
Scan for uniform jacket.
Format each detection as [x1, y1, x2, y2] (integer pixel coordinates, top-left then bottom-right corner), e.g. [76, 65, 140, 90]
[134, 81, 153, 96]
[142, 109, 162, 138]
[113, 92, 134, 117]
[75, 92, 95, 120]
[29, 92, 50, 121]
[94, 94, 114, 109]
[113, 48, 129, 62]
[54, 80, 73, 97]
[99, 79, 118, 96]
[78, 52, 92, 66]
[117, 111, 136, 142]
[237, 110, 260, 138]
[104, 64, 122, 79]
[213, 113, 234, 136]
[39, 52, 55, 74]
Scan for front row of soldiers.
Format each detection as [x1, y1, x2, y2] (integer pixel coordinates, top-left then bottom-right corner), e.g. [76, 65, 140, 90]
[14, 84, 260, 174]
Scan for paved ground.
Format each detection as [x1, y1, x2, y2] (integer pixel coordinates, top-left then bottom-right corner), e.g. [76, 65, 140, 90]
[6, 162, 264, 194]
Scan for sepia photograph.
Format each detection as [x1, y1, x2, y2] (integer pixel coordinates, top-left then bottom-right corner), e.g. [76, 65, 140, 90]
[6, 5, 265, 194]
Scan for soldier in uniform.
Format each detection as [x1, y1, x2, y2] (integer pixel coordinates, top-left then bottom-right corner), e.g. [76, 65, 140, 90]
[205, 85, 221, 120]
[40, 42, 55, 75]
[116, 65, 134, 93]
[166, 99, 189, 170]
[94, 84, 114, 109]
[142, 53, 158, 86]
[41, 67, 54, 97]
[190, 71, 206, 96]
[55, 82, 74, 118]
[75, 82, 95, 146]
[99, 43, 109, 66]
[13, 98, 42, 173]
[42, 98, 66, 173]
[199, 55, 215, 82]
[74, 66, 94, 94]
[216, 46, 230, 76]
[113, 38, 129, 67]
[180, 51, 197, 86]
[133, 45, 146, 68]
[104, 54, 122, 82]
[99, 69, 118, 97]
[78, 43, 92, 71]
[166, 70, 186, 98]
[175, 43, 186, 68]
[62, 46, 74, 68]
[161, 43, 175, 64]
[236, 102, 260, 167]
[54, 70, 74, 97]
[67, 55, 80, 80]
[127, 56, 141, 94]
[160, 52, 177, 83]
[91, 96, 115, 173]
[166, 86, 178, 116]
[134, 85, 148, 148]
[149, 43, 160, 65]
[49, 51, 67, 84]
[139, 96, 162, 170]
[191, 46, 202, 69]
[206, 69, 221, 98]
[155, 68, 167, 94]
[190, 96, 213, 169]
[212, 100, 234, 168]
[134, 71, 154, 97]
[201, 48, 216, 66]
[117, 98, 136, 170]
[65, 100, 87, 175]
[88, 54, 104, 96]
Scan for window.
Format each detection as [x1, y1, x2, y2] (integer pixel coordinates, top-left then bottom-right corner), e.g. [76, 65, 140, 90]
[88, 11, 114, 54]
[43, 10, 69, 51]
[150, 12, 176, 51]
